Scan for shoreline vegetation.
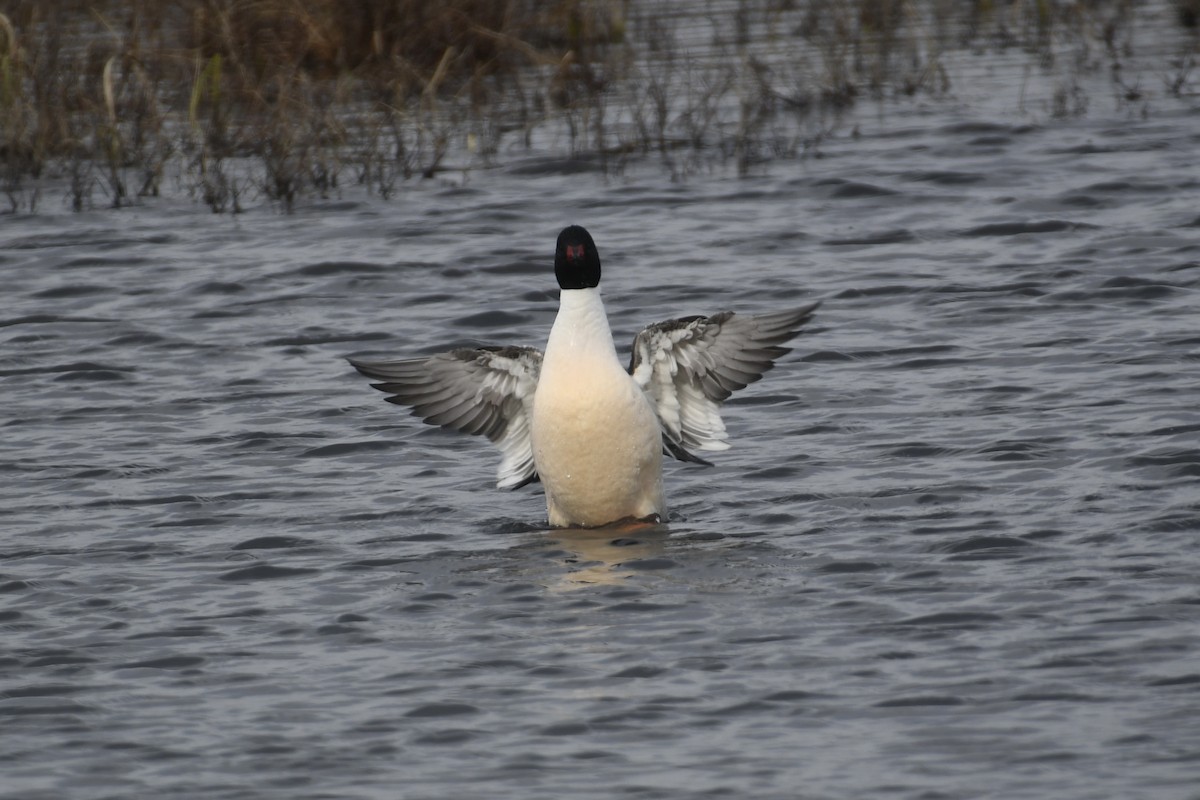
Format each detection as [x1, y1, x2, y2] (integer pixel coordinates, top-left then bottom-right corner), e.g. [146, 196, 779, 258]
[1, 0, 1196, 214]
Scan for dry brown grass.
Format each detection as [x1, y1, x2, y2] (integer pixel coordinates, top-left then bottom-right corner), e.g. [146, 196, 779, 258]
[0, 0, 622, 210]
[0, 0, 1192, 212]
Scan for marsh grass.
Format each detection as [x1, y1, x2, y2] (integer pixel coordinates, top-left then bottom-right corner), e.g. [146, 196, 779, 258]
[0, 0, 1194, 213]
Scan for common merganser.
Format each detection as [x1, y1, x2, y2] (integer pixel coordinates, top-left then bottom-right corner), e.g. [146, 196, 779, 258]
[349, 225, 819, 528]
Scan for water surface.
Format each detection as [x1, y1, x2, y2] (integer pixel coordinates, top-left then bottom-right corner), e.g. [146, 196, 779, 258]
[2, 98, 1200, 799]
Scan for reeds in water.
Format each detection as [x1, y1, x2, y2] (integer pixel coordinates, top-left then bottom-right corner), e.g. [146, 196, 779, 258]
[0, 0, 1192, 213]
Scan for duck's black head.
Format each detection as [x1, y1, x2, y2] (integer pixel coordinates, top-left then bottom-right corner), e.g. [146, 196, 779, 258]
[555, 225, 601, 290]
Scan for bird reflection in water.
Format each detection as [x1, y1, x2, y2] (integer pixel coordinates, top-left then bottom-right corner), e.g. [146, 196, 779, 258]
[542, 519, 671, 590]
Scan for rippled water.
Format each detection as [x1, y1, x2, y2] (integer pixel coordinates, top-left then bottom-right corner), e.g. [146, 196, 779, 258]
[3, 93, 1200, 799]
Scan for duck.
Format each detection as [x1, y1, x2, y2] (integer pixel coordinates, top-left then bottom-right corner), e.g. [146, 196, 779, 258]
[349, 225, 819, 528]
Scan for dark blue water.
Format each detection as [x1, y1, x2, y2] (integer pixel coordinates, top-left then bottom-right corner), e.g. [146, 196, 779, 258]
[2, 85, 1200, 798]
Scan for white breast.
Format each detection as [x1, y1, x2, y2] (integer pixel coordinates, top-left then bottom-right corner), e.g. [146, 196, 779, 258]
[531, 288, 664, 527]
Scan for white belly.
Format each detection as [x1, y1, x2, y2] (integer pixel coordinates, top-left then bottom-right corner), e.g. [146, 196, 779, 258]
[531, 367, 664, 527]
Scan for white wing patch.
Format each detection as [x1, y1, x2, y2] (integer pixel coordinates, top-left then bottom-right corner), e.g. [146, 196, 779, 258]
[349, 347, 542, 489]
[629, 303, 820, 459]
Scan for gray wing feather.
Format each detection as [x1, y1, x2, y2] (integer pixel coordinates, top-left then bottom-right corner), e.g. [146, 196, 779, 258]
[348, 346, 542, 489]
[629, 302, 820, 459]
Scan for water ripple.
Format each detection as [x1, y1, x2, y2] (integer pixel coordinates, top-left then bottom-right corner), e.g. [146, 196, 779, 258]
[1, 89, 1197, 800]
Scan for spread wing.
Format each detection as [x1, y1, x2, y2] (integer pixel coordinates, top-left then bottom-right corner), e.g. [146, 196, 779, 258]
[629, 302, 820, 462]
[348, 346, 543, 490]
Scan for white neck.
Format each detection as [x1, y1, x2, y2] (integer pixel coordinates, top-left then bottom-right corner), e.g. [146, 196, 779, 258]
[545, 287, 617, 362]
